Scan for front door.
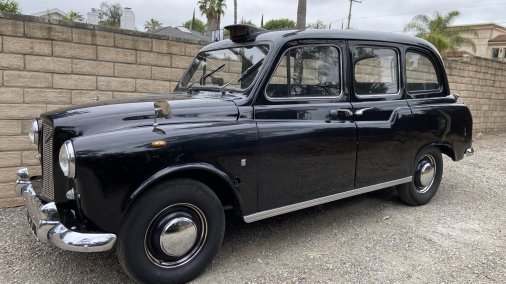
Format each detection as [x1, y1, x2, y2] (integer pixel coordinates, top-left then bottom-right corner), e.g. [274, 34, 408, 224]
[254, 42, 357, 211]
[349, 42, 413, 188]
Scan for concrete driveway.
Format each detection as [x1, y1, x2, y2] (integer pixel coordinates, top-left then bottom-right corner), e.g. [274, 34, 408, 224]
[1, 134, 504, 283]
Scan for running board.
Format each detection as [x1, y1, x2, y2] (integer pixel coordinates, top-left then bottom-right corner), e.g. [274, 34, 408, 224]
[243, 177, 412, 223]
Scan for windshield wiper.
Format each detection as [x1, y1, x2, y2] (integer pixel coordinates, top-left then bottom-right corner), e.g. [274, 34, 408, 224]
[187, 63, 226, 90]
[237, 58, 265, 83]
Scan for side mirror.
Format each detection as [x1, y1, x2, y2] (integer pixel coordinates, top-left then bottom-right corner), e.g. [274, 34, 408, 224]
[153, 101, 171, 128]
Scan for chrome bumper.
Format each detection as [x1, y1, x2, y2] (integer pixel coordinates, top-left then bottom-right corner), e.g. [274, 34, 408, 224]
[15, 168, 117, 252]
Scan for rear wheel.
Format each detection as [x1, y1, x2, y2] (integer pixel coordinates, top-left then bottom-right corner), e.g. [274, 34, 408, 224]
[398, 147, 443, 206]
[116, 179, 225, 284]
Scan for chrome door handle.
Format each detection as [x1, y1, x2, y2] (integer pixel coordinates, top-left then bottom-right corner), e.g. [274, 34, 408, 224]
[355, 107, 375, 116]
[326, 109, 352, 122]
[336, 109, 353, 117]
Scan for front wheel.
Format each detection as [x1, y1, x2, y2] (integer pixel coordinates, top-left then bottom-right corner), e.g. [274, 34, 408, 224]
[116, 179, 225, 284]
[398, 147, 443, 206]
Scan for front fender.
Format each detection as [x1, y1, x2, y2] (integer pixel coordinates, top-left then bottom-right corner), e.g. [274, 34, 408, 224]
[126, 163, 241, 212]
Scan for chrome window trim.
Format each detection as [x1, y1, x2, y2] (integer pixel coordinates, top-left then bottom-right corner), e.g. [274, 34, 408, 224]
[243, 176, 412, 223]
[264, 44, 344, 102]
[353, 45, 402, 99]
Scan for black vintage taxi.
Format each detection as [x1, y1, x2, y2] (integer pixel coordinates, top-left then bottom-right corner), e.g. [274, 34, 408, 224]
[15, 25, 473, 283]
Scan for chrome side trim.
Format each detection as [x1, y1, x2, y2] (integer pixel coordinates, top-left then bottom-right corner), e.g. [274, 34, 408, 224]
[243, 177, 412, 223]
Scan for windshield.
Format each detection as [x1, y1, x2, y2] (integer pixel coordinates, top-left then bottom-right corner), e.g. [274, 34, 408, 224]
[179, 45, 270, 91]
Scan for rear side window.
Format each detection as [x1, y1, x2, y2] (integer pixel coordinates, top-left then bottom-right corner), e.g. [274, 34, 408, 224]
[266, 45, 341, 99]
[353, 47, 399, 96]
[406, 51, 440, 92]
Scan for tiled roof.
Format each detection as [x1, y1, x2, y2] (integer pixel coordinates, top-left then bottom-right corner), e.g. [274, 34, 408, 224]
[489, 34, 506, 43]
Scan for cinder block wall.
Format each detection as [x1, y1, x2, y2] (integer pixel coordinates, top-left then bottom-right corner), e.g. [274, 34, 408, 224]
[0, 13, 204, 207]
[445, 57, 506, 134]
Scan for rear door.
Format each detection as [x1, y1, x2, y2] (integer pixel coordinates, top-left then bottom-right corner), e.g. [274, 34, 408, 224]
[254, 41, 357, 211]
[349, 42, 413, 188]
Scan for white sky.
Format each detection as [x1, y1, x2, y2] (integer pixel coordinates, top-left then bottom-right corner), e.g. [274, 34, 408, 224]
[16, 0, 506, 32]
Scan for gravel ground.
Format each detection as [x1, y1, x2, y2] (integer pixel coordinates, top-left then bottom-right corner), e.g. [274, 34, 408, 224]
[1, 133, 505, 283]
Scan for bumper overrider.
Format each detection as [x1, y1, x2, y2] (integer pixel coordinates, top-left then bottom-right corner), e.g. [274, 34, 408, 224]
[14, 168, 116, 252]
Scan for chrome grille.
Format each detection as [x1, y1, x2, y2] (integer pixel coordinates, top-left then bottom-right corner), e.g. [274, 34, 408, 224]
[41, 123, 54, 201]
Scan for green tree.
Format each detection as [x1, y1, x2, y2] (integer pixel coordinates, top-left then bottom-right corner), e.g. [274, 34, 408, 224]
[307, 20, 328, 29]
[0, 0, 21, 13]
[183, 18, 207, 33]
[63, 11, 84, 22]
[404, 10, 477, 53]
[144, 18, 162, 31]
[198, 0, 226, 32]
[262, 18, 296, 30]
[98, 2, 122, 28]
[240, 18, 256, 27]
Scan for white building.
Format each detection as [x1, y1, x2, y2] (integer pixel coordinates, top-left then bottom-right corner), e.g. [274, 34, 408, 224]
[31, 8, 67, 20]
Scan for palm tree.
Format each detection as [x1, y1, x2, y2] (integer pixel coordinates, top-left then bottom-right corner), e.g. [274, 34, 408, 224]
[296, 0, 307, 29]
[404, 10, 477, 53]
[234, 0, 237, 24]
[144, 18, 162, 31]
[198, 0, 226, 33]
[63, 11, 84, 22]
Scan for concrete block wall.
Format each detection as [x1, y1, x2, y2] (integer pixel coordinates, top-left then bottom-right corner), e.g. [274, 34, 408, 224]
[0, 12, 204, 207]
[445, 56, 506, 134]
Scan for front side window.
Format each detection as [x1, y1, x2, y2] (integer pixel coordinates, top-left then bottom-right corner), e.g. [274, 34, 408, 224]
[266, 45, 341, 99]
[180, 45, 270, 91]
[406, 51, 440, 92]
[353, 46, 399, 96]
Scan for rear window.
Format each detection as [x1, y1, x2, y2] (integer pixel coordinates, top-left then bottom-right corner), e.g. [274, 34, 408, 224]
[406, 51, 440, 92]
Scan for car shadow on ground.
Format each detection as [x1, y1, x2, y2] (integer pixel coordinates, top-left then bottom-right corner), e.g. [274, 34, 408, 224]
[43, 187, 403, 282]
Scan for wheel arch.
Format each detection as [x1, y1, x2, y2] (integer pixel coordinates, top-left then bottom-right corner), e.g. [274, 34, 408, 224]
[415, 141, 455, 160]
[125, 163, 243, 217]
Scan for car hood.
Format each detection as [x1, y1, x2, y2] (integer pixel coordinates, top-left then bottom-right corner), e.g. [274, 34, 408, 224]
[41, 92, 239, 138]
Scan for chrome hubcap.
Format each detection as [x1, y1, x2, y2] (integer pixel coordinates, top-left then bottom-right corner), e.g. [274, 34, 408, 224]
[419, 163, 435, 187]
[415, 154, 436, 193]
[160, 217, 197, 257]
[145, 204, 207, 268]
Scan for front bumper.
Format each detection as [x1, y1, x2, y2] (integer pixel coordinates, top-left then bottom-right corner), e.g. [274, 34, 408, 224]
[15, 168, 117, 252]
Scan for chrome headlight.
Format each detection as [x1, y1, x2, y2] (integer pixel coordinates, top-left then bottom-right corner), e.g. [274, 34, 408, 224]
[59, 140, 76, 178]
[28, 119, 39, 144]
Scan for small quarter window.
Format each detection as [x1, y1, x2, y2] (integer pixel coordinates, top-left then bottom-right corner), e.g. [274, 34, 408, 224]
[406, 51, 440, 92]
[353, 47, 399, 95]
[266, 45, 341, 99]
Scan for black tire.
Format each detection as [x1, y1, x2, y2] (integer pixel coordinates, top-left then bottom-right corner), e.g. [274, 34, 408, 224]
[398, 147, 443, 206]
[116, 178, 225, 284]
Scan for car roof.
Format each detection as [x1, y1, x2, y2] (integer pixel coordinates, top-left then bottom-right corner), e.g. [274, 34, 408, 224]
[201, 29, 439, 55]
